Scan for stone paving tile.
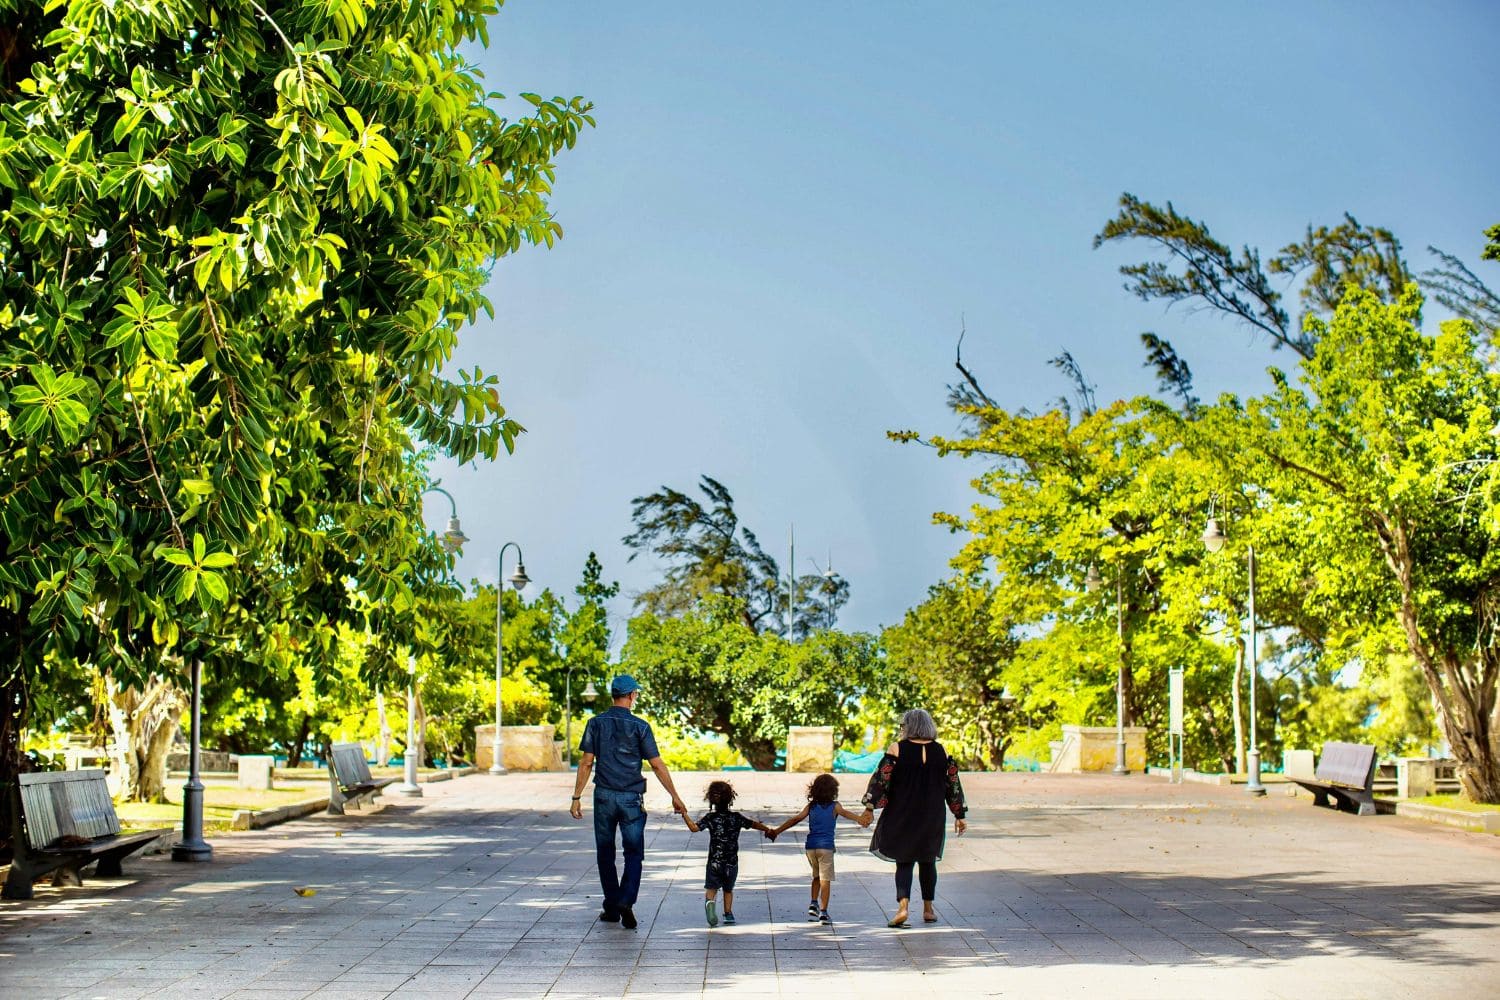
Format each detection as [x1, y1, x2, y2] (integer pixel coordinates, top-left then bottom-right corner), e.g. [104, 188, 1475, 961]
[6, 771, 1500, 998]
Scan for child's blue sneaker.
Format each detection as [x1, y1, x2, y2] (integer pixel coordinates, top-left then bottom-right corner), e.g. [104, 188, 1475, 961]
[704, 900, 718, 927]
[722, 911, 737, 925]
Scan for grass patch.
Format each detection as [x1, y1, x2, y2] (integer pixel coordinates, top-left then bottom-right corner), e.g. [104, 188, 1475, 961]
[1410, 794, 1500, 814]
[116, 783, 325, 834]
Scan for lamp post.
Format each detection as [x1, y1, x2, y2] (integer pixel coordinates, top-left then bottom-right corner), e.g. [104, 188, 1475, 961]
[564, 672, 598, 769]
[490, 543, 530, 775]
[1085, 563, 1130, 775]
[422, 485, 470, 552]
[394, 654, 423, 796]
[171, 658, 212, 862]
[1202, 516, 1265, 796]
[391, 487, 470, 797]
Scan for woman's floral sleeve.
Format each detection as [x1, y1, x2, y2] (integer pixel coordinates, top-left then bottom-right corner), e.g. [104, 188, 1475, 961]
[862, 754, 896, 809]
[945, 759, 967, 818]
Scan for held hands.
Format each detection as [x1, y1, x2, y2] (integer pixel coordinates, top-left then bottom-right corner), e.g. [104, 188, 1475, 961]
[671, 796, 688, 816]
[859, 807, 875, 828]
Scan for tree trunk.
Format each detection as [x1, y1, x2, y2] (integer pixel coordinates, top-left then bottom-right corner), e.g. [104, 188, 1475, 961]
[375, 691, 392, 766]
[1384, 518, 1500, 802]
[106, 673, 185, 803]
[1233, 637, 1246, 775]
[0, 632, 28, 863]
[286, 714, 312, 769]
[741, 738, 777, 770]
[414, 686, 429, 768]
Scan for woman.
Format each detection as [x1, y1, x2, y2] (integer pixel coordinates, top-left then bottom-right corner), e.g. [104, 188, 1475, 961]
[860, 708, 967, 927]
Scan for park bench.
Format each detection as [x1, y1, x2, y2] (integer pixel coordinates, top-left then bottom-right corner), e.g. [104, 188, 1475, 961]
[326, 743, 398, 816]
[4, 770, 170, 900]
[1289, 741, 1378, 816]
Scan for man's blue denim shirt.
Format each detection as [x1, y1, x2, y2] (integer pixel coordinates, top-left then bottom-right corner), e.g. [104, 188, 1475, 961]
[579, 706, 659, 794]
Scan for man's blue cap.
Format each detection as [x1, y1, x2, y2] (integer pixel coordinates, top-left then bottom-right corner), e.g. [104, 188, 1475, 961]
[610, 674, 639, 697]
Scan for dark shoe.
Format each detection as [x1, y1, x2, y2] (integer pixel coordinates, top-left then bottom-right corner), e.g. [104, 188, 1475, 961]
[599, 909, 621, 923]
[722, 912, 737, 925]
[807, 901, 820, 921]
[620, 906, 637, 930]
[819, 909, 832, 925]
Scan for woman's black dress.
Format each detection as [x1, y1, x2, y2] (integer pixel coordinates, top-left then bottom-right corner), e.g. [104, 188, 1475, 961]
[863, 739, 967, 863]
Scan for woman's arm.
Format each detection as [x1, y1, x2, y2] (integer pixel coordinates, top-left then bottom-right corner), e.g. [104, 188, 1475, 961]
[862, 749, 898, 809]
[945, 757, 967, 819]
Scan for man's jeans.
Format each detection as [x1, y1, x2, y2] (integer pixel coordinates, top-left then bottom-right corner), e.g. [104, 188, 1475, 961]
[593, 788, 646, 912]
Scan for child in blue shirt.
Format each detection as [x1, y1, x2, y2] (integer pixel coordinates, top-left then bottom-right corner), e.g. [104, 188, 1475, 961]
[771, 773, 870, 924]
[682, 780, 775, 926]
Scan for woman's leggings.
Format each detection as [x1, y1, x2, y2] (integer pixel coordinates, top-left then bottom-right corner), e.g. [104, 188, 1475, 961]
[895, 860, 938, 901]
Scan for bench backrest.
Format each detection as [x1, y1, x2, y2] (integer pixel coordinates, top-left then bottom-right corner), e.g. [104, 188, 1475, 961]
[1315, 741, 1376, 790]
[330, 743, 375, 787]
[17, 770, 121, 850]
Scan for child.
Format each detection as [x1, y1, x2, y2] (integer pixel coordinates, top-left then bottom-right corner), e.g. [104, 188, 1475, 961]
[771, 773, 871, 925]
[682, 780, 775, 927]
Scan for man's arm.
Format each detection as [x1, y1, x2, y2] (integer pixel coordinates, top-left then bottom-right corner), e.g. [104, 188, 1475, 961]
[645, 756, 687, 814]
[569, 753, 595, 820]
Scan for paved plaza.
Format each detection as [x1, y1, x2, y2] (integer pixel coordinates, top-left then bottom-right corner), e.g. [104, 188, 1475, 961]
[2, 771, 1499, 999]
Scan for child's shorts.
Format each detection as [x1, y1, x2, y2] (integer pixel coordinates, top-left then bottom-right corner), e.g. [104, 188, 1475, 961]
[805, 848, 835, 882]
[705, 861, 738, 892]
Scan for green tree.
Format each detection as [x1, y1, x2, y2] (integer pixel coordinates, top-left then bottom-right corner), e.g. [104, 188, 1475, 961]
[619, 596, 896, 768]
[0, 0, 590, 826]
[881, 579, 1025, 769]
[557, 551, 619, 714]
[623, 476, 849, 636]
[1211, 288, 1500, 799]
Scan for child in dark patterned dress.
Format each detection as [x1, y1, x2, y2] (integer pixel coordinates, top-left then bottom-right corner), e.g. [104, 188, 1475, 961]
[682, 780, 775, 926]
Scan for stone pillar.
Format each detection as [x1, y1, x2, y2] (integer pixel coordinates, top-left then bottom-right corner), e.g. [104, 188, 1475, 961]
[1283, 749, 1316, 780]
[237, 755, 275, 791]
[475, 725, 567, 772]
[785, 727, 835, 773]
[1397, 758, 1437, 799]
[1059, 725, 1147, 773]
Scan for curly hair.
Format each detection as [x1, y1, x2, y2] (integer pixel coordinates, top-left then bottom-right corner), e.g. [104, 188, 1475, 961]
[807, 773, 839, 805]
[705, 780, 737, 809]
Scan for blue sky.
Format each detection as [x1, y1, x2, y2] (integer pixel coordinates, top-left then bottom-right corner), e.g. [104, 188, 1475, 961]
[427, 1, 1499, 640]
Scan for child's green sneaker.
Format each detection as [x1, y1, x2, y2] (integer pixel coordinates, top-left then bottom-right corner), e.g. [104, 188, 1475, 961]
[704, 899, 719, 927]
[722, 911, 737, 925]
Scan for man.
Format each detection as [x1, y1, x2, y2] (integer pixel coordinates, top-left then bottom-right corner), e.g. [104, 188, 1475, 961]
[569, 675, 687, 928]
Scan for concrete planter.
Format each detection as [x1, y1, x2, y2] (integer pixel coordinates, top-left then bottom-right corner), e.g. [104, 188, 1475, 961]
[473, 725, 566, 771]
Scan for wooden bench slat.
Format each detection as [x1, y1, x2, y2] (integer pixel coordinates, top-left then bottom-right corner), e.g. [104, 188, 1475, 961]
[5, 770, 167, 900]
[326, 742, 393, 816]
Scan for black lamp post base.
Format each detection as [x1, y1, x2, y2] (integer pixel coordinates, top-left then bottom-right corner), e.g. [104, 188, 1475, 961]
[171, 841, 213, 863]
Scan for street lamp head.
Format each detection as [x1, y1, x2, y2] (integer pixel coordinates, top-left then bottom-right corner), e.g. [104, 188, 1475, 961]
[509, 563, 530, 591]
[1084, 564, 1103, 593]
[582, 680, 599, 702]
[441, 516, 469, 553]
[1202, 517, 1227, 554]
[999, 685, 1016, 704]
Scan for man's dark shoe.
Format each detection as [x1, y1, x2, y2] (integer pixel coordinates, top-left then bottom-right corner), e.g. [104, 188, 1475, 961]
[619, 906, 637, 930]
[599, 909, 621, 923]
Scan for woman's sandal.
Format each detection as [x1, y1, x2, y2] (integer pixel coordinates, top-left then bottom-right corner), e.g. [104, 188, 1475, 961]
[888, 906, 910, 928]
[923, 910, 938, 924]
